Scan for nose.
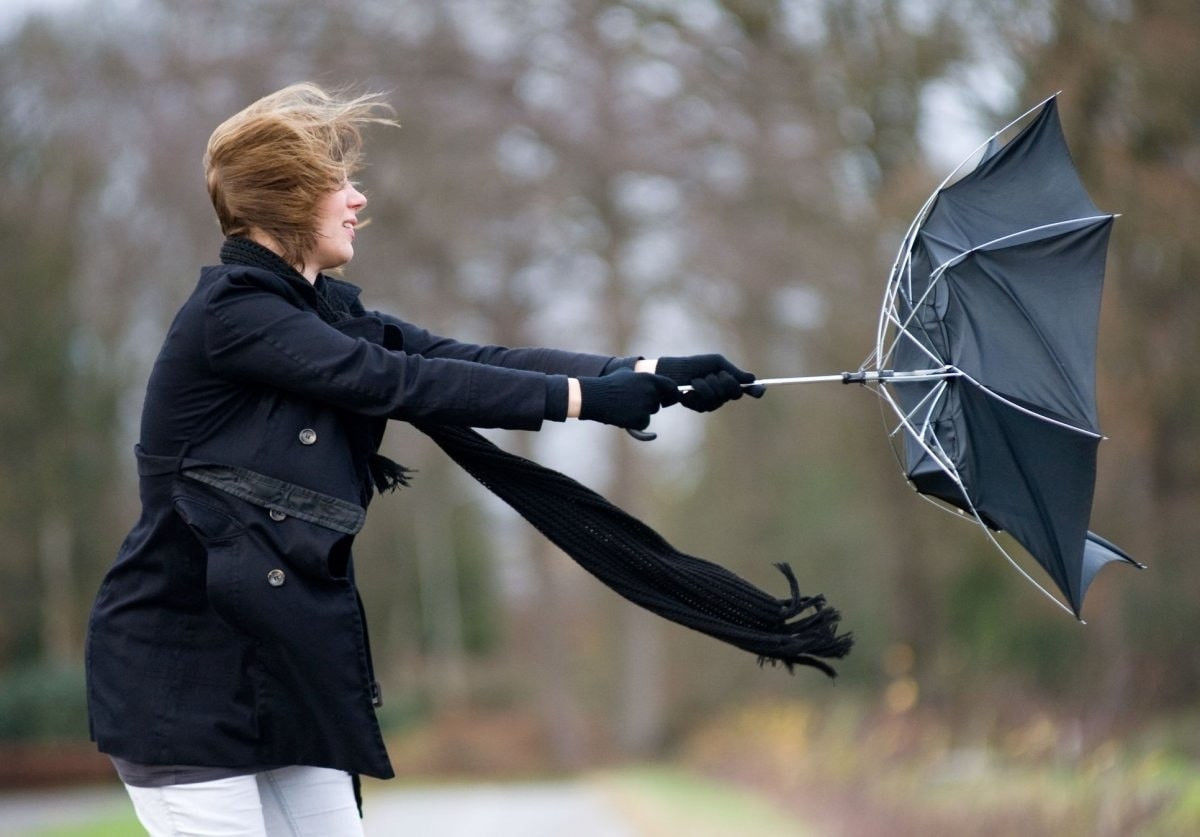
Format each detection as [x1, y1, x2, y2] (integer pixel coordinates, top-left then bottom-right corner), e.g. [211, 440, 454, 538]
[347, 184, 367, 210]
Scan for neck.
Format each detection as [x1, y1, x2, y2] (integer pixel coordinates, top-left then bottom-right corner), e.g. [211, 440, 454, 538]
[247, 230, 317, 284]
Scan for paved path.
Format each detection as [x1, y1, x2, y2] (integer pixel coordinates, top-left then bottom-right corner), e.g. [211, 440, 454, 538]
[363, 781, 634, 836]
[0, 780, 636, 836]
[0, 785, 132, 833]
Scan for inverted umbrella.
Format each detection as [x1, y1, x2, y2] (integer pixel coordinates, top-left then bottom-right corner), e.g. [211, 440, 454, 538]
[671, 94, 1142, 619]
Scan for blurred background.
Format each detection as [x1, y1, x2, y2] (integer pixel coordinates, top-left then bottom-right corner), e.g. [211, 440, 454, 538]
[1, 0, 1198, 833]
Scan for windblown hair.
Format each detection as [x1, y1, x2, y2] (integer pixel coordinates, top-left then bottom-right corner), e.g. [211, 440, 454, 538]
[204, 83, 396, 267]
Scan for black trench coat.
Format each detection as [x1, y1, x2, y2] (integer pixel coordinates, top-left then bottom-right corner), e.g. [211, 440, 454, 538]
[86, 249, 628, 779]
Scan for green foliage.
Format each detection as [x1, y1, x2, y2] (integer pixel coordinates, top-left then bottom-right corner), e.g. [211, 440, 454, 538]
[0, 663, 88, 743]
[33, 815, 142, 837]
[373, 690, 432, 737]
[449, 503, 498, 657]
[682, 696, 1200, 834]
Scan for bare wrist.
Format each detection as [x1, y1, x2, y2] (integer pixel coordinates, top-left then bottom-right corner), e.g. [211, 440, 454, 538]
[567, 378, 582, 418]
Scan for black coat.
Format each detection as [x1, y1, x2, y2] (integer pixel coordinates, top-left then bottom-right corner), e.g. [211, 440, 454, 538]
[85, 248, 624, 778]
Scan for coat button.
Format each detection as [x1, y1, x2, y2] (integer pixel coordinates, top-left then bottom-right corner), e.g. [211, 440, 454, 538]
[268, 508, 287, 522]
[298, 428, 317, 445]
[267, 569, 286, 587]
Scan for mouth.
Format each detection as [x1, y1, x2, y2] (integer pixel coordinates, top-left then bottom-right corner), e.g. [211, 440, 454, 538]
[342, 220, 357, 240]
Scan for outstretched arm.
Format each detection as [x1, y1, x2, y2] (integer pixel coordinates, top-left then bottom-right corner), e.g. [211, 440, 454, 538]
[205, 275, 562, 429]
[371, 309, 640, 378]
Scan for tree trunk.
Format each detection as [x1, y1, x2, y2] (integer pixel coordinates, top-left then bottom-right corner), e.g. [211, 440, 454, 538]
[414, 471, 468, 704]
[38, 511, 75, 665]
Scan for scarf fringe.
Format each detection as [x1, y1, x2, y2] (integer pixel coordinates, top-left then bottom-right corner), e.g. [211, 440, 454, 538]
[756, 562, 854, 677]
[368, 454, 416, 493]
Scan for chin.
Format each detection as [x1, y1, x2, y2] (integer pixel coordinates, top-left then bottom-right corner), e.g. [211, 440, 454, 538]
[323, 248, 354, 272]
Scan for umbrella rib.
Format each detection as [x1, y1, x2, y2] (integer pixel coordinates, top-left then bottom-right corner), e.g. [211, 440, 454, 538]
[973, 514, 1078, 619]
[956, 370, 1102, 439]
[872, 381, 986, 523]
[879, 244, 932, 369]
[873, 384, 988, 528]
[888, 379, 948, 439]
[876, 385, 962, 487]
[916, 380, 950, 441]
[930, 215, 1115, 274]
[878, 247, 921, 365]
[881, 252, 961, 368]
[882, 301, 948, 369]
[915, 393, 939, 446]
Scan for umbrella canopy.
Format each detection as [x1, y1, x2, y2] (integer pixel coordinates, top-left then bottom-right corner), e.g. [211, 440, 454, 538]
[875, 96, 1142, 617]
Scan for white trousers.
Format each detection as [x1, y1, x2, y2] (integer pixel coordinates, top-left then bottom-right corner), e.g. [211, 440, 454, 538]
[123, 765, 363, 836]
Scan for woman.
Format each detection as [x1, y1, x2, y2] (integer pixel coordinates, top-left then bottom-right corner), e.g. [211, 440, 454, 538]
[84, 83, 764, 835]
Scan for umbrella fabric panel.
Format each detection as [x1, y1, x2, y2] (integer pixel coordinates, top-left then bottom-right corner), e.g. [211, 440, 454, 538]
[1080, 531, 1143, 606]
[939, 218, 1113, 432]
[921, 100, 1102, 255]
[957, 383, 1099, 614]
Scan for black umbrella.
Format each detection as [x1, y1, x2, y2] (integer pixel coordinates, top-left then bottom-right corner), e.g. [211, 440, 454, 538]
[673, 95, 1142, 618]
[874, 95, 1144, 618]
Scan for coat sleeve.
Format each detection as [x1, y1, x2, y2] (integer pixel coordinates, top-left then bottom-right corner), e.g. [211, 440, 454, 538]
[370, 310, 638, 378]
[203, 275, 558, 430]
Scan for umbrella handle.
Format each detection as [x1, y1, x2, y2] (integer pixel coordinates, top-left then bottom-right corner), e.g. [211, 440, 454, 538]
[626, 427, 656, 442]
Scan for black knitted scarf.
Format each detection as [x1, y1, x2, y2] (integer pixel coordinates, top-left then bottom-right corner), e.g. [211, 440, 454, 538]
[221, 238, 853, 675]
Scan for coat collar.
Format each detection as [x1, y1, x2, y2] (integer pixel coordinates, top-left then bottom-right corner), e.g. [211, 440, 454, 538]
[219, 237, 364, 319]
[220, 236, 310, 288]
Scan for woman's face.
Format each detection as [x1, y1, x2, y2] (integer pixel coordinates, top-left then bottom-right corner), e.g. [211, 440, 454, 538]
[307, 180, 367, 274]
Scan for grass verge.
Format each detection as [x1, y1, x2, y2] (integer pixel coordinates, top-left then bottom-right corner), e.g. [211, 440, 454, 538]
[591, 764, 812, 836]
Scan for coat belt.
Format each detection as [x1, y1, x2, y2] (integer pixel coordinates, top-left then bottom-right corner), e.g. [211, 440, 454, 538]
[135, 445, 366, 535]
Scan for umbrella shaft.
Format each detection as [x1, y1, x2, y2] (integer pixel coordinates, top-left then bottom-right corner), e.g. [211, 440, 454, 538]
[682, 368, 956, 391]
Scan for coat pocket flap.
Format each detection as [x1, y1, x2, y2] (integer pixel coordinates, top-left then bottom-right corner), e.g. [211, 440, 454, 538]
[172, 493, 246, 542]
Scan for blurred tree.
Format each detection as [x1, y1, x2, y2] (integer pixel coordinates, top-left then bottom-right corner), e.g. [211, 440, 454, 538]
[0, 17, 126, 668]
[0, 0, 1193, 762]
[1012, 0, 1200, 716]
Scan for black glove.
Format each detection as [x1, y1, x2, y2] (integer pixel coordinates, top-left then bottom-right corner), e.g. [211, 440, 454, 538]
[578, 368, 680, 430]
[656, 354, 765, 412]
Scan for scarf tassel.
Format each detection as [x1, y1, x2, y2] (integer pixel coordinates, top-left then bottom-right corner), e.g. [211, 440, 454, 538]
[368, 454, 416, 493]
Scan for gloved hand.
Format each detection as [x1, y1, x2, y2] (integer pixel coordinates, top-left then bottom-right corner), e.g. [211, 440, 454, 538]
[656, 354, 765, 412]
[578, 369, 681, 430]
